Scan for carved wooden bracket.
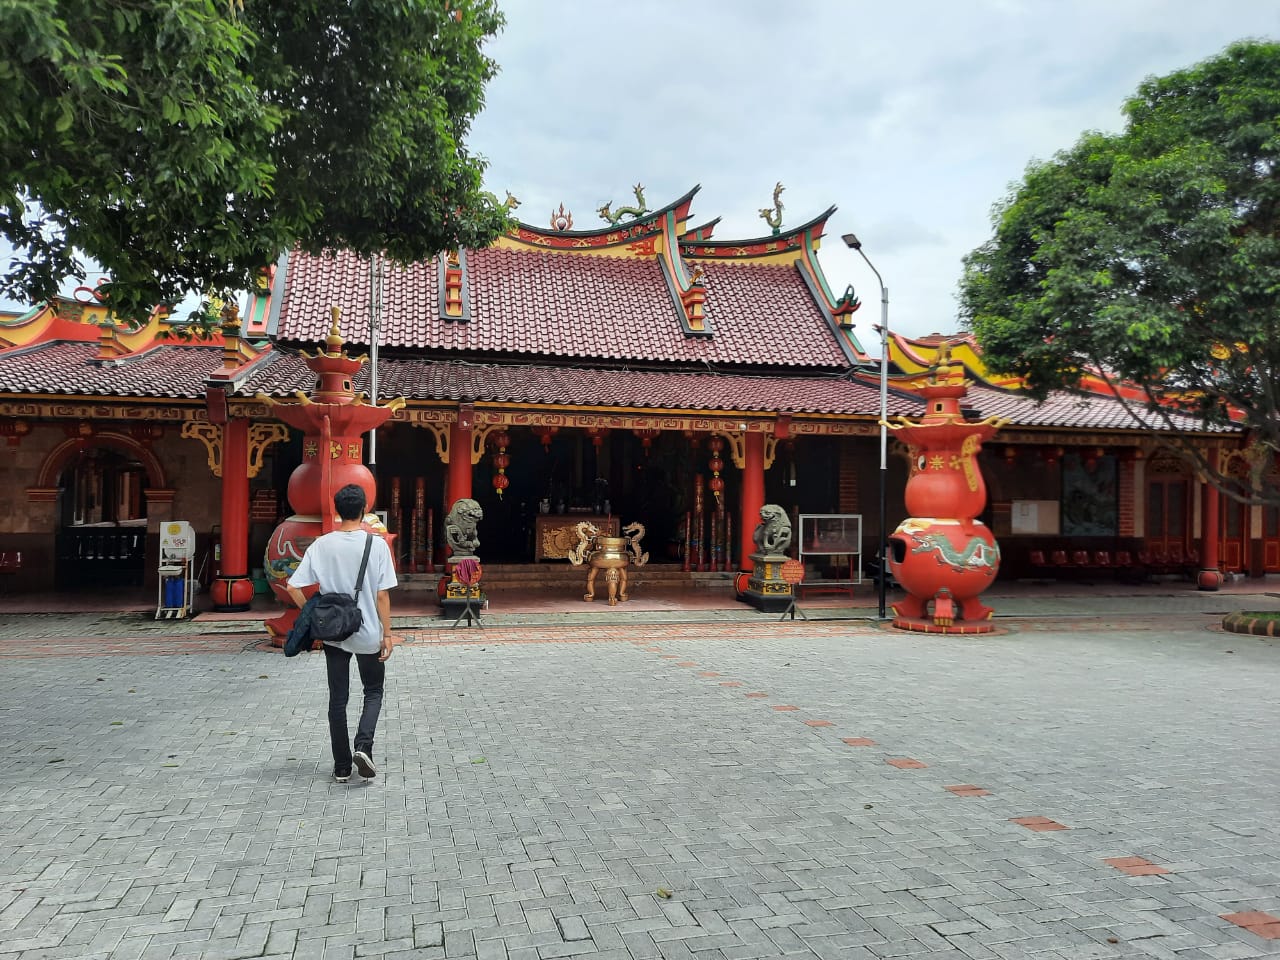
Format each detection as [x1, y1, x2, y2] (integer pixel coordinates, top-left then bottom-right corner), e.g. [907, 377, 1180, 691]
[717, 431, 746, 470]
[248, 423, 291, 479]
[470, 423, 499, 465]
[181, 421, 222, 477]
[422, 422, 449, 463]
[763, 435, 779, 470]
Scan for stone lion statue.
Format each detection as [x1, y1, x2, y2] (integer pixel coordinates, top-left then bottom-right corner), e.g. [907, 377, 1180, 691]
[752, 504, 792, 556]
[445, 498, 483, 556]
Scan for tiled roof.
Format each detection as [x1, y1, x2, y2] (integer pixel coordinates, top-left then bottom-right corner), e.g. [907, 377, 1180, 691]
[965, 383, 1235, 433]
[275, 247, 851, 369]
[238, 353, 914, 417]
[0, 342, 222, 398]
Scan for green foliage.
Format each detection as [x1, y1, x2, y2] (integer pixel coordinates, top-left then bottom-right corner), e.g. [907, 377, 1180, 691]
[0, 0, 510, 324]
[960, 40, 1280, 500]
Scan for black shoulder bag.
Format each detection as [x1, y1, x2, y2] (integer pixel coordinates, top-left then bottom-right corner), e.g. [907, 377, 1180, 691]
[310, 533, 374, 643]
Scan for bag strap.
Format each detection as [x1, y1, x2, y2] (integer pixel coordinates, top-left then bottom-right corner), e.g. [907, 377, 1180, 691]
[352, 532, 374, 598]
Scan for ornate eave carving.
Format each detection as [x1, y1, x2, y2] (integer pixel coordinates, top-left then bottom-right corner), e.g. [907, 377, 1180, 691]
[181, 421, 222, 477]
[247, 423, 291, 479]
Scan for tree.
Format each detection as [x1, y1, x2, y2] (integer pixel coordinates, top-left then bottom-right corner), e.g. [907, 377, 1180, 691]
[0, 0, 510, 324]
[960, 40, 1280, 503]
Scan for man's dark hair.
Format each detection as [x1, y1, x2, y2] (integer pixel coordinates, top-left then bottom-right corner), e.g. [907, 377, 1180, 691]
[334, 484, 367, 521]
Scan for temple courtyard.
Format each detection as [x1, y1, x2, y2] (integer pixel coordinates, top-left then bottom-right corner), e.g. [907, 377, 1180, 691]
[2, 588, 1280, 959]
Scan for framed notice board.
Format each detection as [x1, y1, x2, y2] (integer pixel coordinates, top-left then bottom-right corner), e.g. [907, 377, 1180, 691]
[798, 514, 863, 587]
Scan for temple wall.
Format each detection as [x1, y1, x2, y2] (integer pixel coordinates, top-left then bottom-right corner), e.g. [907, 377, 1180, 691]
[151, 431, 221, 532]
[2, 426, 61, 533]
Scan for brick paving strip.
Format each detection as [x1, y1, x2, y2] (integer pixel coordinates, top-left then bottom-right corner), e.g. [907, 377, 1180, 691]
[1222, 911, 1280, 939]
[1104, 855, 1171, 876]
[1010, 815, 1070, 831]
[944, 783, 991, 797]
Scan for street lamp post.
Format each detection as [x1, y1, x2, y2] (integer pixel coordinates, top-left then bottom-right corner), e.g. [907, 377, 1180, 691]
[841, 233, 890, 620]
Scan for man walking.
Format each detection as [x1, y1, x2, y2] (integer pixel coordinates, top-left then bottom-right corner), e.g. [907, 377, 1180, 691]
[287, 483, 397, 783]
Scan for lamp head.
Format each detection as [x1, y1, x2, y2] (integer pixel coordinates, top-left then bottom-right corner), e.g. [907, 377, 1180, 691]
[841, 233, 862, 250]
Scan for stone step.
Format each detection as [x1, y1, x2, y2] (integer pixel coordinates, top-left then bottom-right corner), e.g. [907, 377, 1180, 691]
[397, 565, 736, 592]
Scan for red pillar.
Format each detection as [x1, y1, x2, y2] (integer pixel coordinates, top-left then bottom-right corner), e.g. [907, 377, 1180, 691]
[1197, 479, 1223, 591]
[739, 432, 765, 572]
[212, 417, 254, 611]
[448, 420, 473, 506]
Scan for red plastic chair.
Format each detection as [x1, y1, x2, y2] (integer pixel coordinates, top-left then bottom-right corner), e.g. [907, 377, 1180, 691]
[1115, 550, 1133, 568]
[1050, 550, 1069, 567]
[1167, 543, 1185, 566]
[1029, 550, 1047, 567]
[1071, 550, 1091, 567]
[1093, 550, 1112, 568]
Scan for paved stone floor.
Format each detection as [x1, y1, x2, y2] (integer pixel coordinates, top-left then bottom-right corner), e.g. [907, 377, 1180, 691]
[2, 609, 1279, 959]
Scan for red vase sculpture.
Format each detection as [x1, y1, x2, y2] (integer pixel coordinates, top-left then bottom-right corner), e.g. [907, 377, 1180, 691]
[261, 310, 402, 643]
[886, 348, 1007, 633]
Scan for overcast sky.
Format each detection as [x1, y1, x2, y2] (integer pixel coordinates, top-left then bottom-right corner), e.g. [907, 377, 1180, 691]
[6, 1, 1278, 340]
[467, 0, 1280, 339]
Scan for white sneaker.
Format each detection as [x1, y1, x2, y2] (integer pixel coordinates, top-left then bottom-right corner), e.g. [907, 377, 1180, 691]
[353, 751, 376, 780]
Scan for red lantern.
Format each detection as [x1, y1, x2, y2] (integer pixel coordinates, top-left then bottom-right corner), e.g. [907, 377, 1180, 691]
[533, 425, 559, 451]
[491, 430, 511, 497]
[708, 435, 726, 505]
[1003, 446, 1017, 466]
[585, 426, 606, 448]
[633, 428, 660, 455]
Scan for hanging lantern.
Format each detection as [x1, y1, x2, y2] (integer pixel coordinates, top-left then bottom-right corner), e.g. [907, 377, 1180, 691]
[1003, 445, 1017, 466]
[684, 429, 704, 451]
[491, 429, 511, 497]
[1042, 446, 1064, 466]
[585, 426, 606, 448]
[708, 435, 726, 505]
[633, 428, 660, 456]
[533, 425, 559, 451]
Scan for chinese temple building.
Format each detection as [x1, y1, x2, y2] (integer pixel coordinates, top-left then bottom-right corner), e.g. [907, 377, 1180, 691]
[0, 185, 1269, 607]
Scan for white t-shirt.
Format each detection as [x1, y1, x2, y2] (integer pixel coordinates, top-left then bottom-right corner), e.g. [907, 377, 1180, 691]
[288, 529, 398, 655]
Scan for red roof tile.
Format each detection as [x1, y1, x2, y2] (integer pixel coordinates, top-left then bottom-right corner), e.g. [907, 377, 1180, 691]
[965, 383, 1234, 433]
[0, 342, 223, 398]
[239, 353, 911, 416]
[274, 247, 851, 369]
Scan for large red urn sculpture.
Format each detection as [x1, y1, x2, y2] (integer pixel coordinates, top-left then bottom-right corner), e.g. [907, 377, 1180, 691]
[886, 347, 1007, 633]
[260, 309, 403, 643]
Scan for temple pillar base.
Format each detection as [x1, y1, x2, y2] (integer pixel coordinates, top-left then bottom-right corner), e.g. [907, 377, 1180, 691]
[1196, 567, 1224, 591]
[211, 575, 254, 612]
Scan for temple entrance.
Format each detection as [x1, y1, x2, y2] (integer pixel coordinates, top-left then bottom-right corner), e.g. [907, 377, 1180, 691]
[1264, 505, 1280, 572]
[1222, 496, 1248, 571]
[54, 447, 148, 589]
[1145, 457, 1190, 565]
[473, 428, 721, 564]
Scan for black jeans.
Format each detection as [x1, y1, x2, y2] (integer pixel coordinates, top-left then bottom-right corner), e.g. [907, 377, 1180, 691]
[322, 644, 385, 772]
